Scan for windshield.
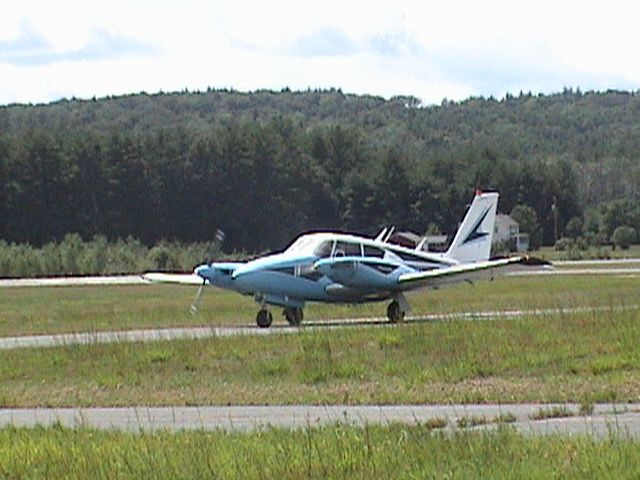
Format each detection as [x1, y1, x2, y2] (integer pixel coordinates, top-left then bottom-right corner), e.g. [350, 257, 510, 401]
[285, 236, 313, 253]
[313, 240, 334, 258]
[285, 235, 329, 255]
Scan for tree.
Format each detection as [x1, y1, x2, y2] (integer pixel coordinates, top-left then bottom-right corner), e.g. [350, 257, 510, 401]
[4, 131, 73, 244]
[565, 217, 583, 239]
[0, 134, 7, 240]
[612, 226, 637, 250]
[510, 204, 541, 249]
[600, 199, 640, 239]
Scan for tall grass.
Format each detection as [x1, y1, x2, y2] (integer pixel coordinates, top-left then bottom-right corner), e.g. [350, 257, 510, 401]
[0, 234, 233, 277]
[0, 424, 638, 479]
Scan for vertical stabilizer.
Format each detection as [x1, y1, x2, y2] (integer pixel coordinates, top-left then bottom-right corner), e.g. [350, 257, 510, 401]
[445, 191, 499, 263]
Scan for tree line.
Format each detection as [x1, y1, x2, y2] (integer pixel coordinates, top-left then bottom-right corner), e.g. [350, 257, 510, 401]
[1, 88, 639, 256]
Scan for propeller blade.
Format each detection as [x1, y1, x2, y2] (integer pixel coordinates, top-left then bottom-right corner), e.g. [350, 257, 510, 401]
[190, 279, 206, 315]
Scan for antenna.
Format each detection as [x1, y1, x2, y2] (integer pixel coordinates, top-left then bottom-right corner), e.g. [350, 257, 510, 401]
[374, 227, 388, 242]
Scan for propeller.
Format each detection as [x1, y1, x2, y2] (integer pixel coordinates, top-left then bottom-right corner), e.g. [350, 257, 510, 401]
[191, 229, 225, 314]
[190, 278, 206, 315]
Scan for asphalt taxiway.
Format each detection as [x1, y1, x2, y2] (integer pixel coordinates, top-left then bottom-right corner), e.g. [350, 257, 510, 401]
[1, 404, 640, 437]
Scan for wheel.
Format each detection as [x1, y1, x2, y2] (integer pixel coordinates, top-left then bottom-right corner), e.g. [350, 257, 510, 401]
[387, 300, 404, 323]
[284, 307, 303, 326]
[256, 309, 273, 328]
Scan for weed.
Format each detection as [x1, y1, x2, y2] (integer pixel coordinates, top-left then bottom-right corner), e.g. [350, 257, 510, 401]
[590, 357, 631, 376]
[579, 401, 595, 416]
[147, 349, 172, 364]
[530, 406, 574, 421]
[457, 415, 489, 428]
[377, 332, 402, 350]
[494, 413, 517, 424]
[423, 417, 448, 429]
[1, 425, 639, 478]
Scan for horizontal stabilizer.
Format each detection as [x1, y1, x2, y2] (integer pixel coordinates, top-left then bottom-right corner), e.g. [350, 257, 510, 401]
[398, 255, 550, 289]
[142, 272, 205, 285]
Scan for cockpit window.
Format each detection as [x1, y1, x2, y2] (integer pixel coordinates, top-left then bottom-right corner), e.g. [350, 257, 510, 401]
[334, 241, 362, 257]
[363, 245, 385, 258]
[313, 240, 334, 258]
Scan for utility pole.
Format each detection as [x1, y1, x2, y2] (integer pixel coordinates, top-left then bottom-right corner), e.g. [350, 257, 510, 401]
[552, 196, 558, 244]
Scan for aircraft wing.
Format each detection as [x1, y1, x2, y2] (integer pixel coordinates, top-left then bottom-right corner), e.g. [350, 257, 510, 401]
[398, 256, 549, 290]
[142, 272, 205, 285]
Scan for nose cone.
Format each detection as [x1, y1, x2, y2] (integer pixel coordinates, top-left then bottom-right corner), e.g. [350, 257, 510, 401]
[194, 264, 209, 278]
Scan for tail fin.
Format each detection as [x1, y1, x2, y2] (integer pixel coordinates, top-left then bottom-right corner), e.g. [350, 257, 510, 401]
[445, 191, 499, 263]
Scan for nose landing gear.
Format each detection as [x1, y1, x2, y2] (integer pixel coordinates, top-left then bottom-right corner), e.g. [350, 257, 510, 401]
[256, 308, 273, 328]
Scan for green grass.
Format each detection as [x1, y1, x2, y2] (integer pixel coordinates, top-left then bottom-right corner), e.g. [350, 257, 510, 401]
[532, 245, 640, 261]
[0, 425, 638, 479]
[1, 273, 639, 336]
[1, 308, 640, 407]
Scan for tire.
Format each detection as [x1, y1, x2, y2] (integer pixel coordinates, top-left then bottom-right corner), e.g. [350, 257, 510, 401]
[284, 307, 303, 326]
[387, 300, 404, 323]
[256, 309, 273, 328]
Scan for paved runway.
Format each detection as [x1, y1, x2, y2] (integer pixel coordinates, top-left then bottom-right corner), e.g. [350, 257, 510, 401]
[0, 275, 146, 287]
[0, 304, 637, 351]
[1, 403, 639, 437]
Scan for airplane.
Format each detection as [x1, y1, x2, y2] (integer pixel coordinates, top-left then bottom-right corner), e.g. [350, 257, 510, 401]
[143, 190, 548, 328]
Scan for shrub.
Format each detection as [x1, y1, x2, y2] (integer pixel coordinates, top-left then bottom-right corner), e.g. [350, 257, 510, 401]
[588, 232, 609, 247]
[554, 237, 574, 251]
[612, 226, 637, 250]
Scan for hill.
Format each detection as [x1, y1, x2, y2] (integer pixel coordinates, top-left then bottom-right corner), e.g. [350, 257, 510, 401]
[1, 88, 639, 251]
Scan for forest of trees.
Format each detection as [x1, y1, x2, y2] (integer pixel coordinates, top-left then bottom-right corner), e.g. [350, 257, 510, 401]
[1, 88, 640, 257]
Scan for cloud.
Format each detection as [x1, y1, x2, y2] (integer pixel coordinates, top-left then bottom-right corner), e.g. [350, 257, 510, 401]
[369, 29, 422, 57]
[288, 28, 357, 57]
[1, 0, 640, 106]
[0, 24, 159, 66]
[428, 38, 638, 99]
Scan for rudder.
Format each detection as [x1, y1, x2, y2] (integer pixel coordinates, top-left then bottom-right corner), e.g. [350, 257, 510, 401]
[445, 191, 499, 263]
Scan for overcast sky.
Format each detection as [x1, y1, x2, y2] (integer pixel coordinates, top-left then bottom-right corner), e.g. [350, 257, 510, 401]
[1, 0, 639, 106]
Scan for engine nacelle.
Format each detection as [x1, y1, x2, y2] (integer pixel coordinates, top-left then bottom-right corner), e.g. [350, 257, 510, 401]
[313, 257, 414, 290]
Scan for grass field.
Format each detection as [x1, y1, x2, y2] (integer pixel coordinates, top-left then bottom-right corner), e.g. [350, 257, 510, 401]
[532, 245, 640, 261]
[1, 273, 640, 477]
[1, 273, 639, 336]
[0, 306, 639, 407]
[0, 424, 638, 479]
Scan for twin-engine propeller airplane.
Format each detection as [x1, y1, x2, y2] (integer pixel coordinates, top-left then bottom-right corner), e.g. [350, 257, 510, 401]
[144, 191, 547, 327]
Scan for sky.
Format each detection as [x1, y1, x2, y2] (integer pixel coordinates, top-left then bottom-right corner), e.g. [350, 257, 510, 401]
[1, 0, 640, 106]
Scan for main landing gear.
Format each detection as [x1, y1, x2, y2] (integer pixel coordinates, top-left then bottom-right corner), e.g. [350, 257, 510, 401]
[386, 293, 410, 323]
[283, 307, 304, 326]
[255, 307, 304, 328]
[387, 301, 404, 323]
